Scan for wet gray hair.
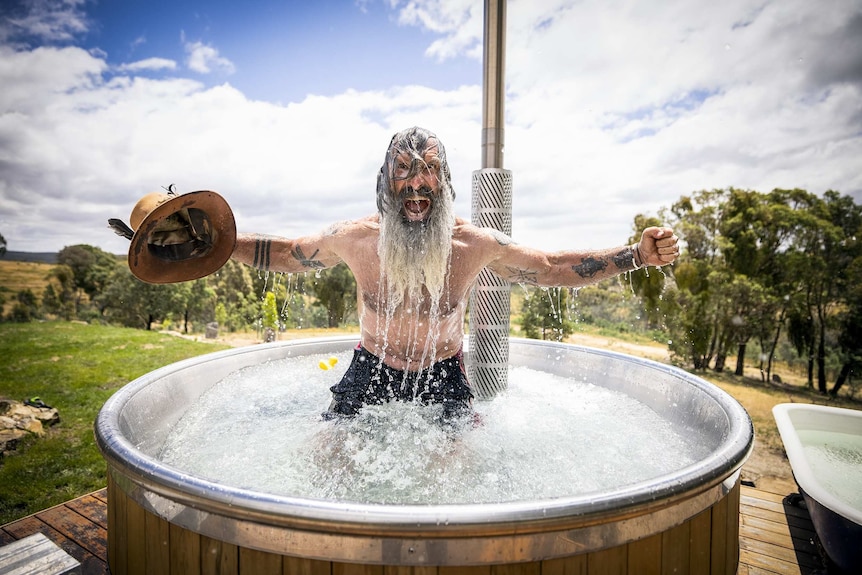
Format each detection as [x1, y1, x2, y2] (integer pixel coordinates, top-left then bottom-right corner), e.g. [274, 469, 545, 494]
[376, 126, 455, 214]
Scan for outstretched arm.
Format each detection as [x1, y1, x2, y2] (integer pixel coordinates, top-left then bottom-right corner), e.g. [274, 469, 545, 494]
[485, 226, 679, 288]
[232, 231, 343, 274]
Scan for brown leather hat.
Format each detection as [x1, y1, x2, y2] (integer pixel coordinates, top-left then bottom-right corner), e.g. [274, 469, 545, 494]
[125, 190, 236, 284]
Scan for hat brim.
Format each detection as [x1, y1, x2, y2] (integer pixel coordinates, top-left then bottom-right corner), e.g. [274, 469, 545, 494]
[129, 190, 236, 284]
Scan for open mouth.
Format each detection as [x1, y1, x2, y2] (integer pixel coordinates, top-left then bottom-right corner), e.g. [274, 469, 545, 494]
[403, 198, 431, 221]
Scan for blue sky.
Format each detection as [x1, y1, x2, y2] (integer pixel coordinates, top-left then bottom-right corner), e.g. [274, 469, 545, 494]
[79, 1, 479, 104]
[1, 0, 860, 256]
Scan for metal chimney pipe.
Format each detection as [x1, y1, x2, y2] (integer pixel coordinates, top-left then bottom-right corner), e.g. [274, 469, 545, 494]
[469, 0, 512, 399]
[481, 0, 506, 170]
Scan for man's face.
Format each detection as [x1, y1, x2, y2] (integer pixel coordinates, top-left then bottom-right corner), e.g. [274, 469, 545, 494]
[390, 140, 442, 223]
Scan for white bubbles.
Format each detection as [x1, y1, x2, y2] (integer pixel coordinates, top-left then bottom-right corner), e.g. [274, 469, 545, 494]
[160, 354, 710, 505]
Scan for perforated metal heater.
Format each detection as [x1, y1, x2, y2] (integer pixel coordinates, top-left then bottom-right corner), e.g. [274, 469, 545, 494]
[468, 169, 512, 398]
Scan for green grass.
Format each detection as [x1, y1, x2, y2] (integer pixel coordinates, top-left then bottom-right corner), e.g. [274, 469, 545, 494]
[0, 321, 229, 525]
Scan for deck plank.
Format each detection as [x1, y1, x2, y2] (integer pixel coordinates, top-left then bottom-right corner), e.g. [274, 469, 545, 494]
[37, 504, 108, 560]
[1, 485, 828, 575]
[739, 506, 817, 541]
[65, 494, 108, 530]
[739, 528, 820, 569]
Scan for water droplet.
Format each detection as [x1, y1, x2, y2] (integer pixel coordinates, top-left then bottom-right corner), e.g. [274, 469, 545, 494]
[724, 43, 731, 51]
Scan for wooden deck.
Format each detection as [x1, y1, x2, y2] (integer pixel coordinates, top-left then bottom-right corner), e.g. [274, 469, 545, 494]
[1, 484, 827, 574]
[1, 489, 108, 574]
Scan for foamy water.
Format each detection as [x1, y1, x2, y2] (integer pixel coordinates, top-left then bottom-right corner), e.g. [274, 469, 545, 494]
[799, 429, 862, 510]
[158, 352, 711, 504]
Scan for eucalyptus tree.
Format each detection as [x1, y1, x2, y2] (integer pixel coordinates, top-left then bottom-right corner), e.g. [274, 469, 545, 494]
[661, 189, 729, 370]
[56, 244, 120, 315]
[97, 267, 187, 330]
[179, 279, 218, 333]
[718, 188, 823, 382]
[833, 252, 862, 397]
[813, 191, 862, 394]
[774, 190, 861, 392]
[208, 259, 260, 331]
[520, 286, 574, 342]
[43, 264, 77, 320]
[308, 263, 357, 328]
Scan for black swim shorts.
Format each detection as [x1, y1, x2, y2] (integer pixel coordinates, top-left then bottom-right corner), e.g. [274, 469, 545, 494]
[327, 345, 474, 419]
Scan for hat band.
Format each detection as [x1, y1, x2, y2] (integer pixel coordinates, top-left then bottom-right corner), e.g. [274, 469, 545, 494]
[148, 238, 213, 262]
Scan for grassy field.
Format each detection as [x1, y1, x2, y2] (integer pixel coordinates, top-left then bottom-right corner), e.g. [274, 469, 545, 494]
[0, 321, 229, 524]
[0, 260, 53, 315]
[1, 320, 859, 527]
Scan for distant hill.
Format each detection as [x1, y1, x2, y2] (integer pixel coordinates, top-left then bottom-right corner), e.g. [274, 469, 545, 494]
[2, 251, 58, 264]
[0, 259, 54, 314]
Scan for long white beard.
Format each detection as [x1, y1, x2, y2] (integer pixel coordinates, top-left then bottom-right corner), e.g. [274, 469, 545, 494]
[378, 193, 455, 311]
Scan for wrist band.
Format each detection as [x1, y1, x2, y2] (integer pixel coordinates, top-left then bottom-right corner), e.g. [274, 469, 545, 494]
[631, 243, 642, 270]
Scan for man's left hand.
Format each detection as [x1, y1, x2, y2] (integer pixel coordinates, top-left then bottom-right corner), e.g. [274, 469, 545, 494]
[637, 227, 679, 267]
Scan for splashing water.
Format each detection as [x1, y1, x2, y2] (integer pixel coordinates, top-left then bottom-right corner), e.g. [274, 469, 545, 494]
[159, 353, 711, 505]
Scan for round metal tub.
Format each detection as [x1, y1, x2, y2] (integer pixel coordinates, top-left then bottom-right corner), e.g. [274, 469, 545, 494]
[95, 336, 753, 574]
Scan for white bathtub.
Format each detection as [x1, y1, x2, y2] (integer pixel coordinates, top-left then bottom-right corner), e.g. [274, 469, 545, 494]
[772, 403, 862, 571]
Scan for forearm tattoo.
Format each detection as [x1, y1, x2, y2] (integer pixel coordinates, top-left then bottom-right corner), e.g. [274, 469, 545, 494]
[505, 266, 538, 285]
[572, 256, 608, 278]
[291, 245, 325, 269]
[612, 246, 636, 271]
[252, 236, 272, 271]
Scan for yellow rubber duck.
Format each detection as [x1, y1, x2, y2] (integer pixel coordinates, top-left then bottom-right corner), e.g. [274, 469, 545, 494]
[318, 356, 339, 371]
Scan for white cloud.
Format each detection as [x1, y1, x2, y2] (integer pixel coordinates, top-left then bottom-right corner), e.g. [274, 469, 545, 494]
[491, 0, 862, 249]
[0, 0, 89, 44]
[0, 41, 481, 254]
[117, 57, 177, 73]
[393, 0, 483, 60]
[184, 40, 236, 75]
[0, 44, 105, 113]
[0, 0, 860, 257]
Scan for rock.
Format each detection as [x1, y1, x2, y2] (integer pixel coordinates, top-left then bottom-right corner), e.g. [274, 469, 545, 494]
[8, 402, 60, 427]
[0, 428, 27, 455]
[0, 398, 61, 457]
[0, 429, 27, 459]
[18, 416, 44, 436]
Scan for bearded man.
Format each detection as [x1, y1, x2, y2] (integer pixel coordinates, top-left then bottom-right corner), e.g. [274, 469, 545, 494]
[231, 126, 680, 420]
